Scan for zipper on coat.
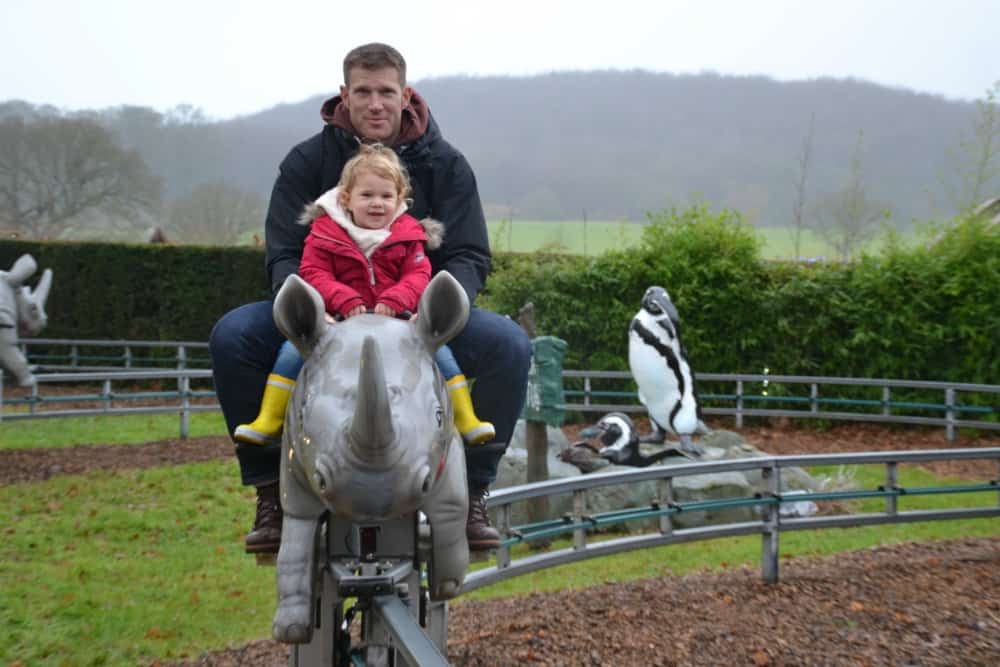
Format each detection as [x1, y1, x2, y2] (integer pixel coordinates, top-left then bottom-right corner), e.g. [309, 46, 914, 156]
[367, 259, 375, 286]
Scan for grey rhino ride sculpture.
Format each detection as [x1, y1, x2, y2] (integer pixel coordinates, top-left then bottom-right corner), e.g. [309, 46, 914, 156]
[271, 271, 471, 644]
[0, 254, 52, 387]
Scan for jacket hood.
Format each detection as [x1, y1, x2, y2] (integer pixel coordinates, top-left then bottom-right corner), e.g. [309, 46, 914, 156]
[320, 90, 430, 147]
[299, 188, 444, 249]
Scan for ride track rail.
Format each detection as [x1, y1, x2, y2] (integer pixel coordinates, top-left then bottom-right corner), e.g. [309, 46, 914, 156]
[469, 447, 1000, 592]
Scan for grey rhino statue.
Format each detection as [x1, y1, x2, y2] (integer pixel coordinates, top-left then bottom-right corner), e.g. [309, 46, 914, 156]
[271, 271, 471, 644]
[0, 254, 52, 387]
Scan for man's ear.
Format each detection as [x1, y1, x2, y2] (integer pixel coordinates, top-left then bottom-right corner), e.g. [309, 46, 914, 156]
[340, 84, 350, 105]
[402, 85, 414, 108]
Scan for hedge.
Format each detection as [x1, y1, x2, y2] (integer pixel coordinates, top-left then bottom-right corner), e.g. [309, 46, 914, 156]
[2, 207, 996, 385]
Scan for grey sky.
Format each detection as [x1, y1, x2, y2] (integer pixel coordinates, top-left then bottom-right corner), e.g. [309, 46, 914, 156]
[2, 0, 997, 120]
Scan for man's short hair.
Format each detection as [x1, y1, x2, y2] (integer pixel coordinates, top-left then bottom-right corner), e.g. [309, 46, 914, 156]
[343, 43, 407, 87]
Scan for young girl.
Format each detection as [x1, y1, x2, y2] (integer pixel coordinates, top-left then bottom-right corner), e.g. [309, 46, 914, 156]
[234, 144, 494, 447]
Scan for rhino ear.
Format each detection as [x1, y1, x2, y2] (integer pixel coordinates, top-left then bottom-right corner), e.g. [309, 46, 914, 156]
[273, 274, 327, 357]
[33, 269, 52, 305]
[416, 271, 469, 350]
[5, 254, 37, 287]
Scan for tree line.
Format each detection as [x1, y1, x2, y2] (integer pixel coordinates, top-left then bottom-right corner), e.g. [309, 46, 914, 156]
[0, 72, 997, 259]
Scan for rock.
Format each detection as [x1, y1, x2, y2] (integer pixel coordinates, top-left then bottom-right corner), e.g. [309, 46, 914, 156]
[493, 423, 830, 530]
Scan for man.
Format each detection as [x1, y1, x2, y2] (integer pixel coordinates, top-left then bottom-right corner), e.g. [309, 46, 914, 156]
[209, 43, 531, 554]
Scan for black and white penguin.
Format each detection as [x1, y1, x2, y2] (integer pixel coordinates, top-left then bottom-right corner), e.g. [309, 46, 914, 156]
[577, 412, 682, 466]
[628, 286, 708, 456]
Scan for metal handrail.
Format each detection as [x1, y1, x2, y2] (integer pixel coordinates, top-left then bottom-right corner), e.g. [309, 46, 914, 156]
[19, 337, 210, 370]
[463, 447, 1000, 593]
[4, 341, 999, 441]
[561, 370, 1000, 440]
[0, 369, 217, 438]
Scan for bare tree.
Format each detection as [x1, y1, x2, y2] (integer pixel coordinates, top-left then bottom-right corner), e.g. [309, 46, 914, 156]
[0, 115, 161, 239]
[810, 130, 889, 260]
[944, 81, 1000, 215]
[166, 182, 266, 244]
[790, 112, 816, 259]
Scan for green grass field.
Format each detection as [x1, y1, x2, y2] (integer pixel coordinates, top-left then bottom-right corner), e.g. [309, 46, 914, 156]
[2, 417, 996, 665]
[486, 220, 900, 259]
[0, 412, 227, 450]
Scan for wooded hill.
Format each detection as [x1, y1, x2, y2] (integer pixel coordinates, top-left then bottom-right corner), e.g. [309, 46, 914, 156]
[2, 71, 984, 232]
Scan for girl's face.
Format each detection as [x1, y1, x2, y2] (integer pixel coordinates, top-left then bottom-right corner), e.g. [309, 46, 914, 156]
[343, 170, 402, 230]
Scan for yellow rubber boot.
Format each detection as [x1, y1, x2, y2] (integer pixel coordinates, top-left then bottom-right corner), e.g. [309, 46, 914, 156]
[234, 374, 295, 446]
[447, 375, 495, 445]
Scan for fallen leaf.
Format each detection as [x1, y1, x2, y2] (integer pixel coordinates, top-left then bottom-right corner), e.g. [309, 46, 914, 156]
[753, 649, 771, 666]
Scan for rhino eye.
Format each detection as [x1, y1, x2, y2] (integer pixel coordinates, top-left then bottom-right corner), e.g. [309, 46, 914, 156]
[434, 408, 443, 428]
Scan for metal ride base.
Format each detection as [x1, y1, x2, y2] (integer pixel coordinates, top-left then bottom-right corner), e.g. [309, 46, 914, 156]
[289, 514, 450, 667]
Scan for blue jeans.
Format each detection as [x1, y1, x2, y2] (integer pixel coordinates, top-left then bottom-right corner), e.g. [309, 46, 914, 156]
[209, 301, 532, 489]
[269, 340, 464, 383]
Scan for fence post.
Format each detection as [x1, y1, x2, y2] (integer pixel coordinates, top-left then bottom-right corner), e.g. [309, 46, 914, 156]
[103, 379, 112, 411]
[70, 344, 78, 368]
[0, 372, 4, 422]
[180, 374, 191, 440]
[658, 477, 674, 537]
[882, 385, 891, 417]
[735, 380, 744, 428]
[572, 489, 587, 552]
[177, 345, 187, 370]
[761, 463, 780, 584]
[945, 387, 956, 442]
[124, 346, 132, 369]
[885, 462, 898, 516]
[518, 303, 548, 528]
[496, 504, 512, 569]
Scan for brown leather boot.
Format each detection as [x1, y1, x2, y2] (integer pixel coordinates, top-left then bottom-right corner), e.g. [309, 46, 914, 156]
[245, 481, 282, 554]
[467, 487, 501, 551]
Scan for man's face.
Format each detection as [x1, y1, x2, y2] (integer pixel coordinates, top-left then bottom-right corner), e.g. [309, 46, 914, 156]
[341, 66, 413, 144]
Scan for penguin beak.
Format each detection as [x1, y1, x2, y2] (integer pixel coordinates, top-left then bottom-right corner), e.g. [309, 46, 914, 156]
[579, 425, 602, 439]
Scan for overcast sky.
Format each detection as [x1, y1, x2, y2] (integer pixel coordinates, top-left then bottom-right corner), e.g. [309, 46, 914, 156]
[2, 0, 998, 120]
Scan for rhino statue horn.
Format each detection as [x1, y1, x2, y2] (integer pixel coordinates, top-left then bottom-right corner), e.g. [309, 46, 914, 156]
[349, 335, 398, 461]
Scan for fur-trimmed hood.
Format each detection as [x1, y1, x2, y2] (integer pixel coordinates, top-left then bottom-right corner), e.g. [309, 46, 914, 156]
[298, 188, 444, 250]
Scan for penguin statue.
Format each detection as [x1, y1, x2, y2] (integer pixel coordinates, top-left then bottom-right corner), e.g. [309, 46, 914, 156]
[577, 412, 683, 466]
[628, 286, 709, 456]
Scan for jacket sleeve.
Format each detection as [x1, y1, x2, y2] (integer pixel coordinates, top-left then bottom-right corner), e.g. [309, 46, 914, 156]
[376, 241, 432, 313]
[428, 152, 491, 304]
[265, 137, 323, 296]
[299, 235, 365, 317]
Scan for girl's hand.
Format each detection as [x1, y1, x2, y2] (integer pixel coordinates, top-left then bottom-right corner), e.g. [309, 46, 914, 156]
[345, 305, 367, 318]
[373, 303, 396, 317]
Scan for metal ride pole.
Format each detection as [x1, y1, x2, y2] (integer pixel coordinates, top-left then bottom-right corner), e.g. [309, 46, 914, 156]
[290, 515, 449, 667]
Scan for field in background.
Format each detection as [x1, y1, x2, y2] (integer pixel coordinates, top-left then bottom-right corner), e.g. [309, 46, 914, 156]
[486, 220, 901, 259]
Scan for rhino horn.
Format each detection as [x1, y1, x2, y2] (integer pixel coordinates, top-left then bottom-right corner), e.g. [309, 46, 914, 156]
[33, 269, 52, 305]
[349, 336, 398, 460]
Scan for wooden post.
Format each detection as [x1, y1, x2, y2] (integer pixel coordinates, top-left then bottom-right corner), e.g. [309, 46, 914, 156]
[519, 303, 549, 529]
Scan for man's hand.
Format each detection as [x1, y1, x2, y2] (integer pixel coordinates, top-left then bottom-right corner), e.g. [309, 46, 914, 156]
[345, 305, 367, 318]
[373, 303, 396, 317]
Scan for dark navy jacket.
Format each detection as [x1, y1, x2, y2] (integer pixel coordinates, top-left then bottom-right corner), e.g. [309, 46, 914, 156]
[264, 111, 491, 304]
